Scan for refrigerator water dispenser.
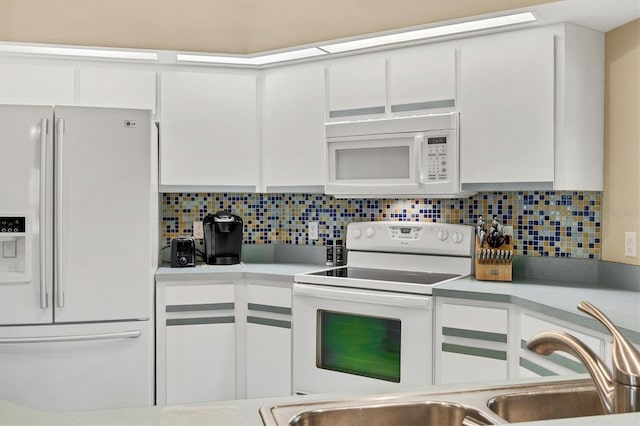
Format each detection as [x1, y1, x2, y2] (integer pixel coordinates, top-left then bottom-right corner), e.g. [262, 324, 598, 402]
[0, 216, 30, 282]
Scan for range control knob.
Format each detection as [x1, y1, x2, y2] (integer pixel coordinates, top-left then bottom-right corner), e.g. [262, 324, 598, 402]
[436, 229, 449, 241]
[452, 232, 464, 244]
[365, 227, 375, 238]
[351, 228, 362, 239]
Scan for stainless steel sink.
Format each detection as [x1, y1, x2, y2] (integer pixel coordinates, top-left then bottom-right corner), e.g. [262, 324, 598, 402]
[487, 383, 604, 423]
[260, 379, 604, 425]
[288, 400, 494, 426]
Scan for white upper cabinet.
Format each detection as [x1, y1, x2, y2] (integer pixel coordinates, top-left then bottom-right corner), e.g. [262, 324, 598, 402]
[0, 63, 75, 106]
[388, 46, 456, 113]
[261, 63, 326, 192]
[326, 46, 457, 121]
[78, 67, 156, 111]
[554, 24, 604, 191]
[327, 55, 386, 120]
[159, 71, 259, 190]
[459, 30, 555, 187]
[459, 24, 604, 191]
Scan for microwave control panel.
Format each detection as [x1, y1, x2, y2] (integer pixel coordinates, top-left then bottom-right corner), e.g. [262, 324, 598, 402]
[424, 136, 449, 182]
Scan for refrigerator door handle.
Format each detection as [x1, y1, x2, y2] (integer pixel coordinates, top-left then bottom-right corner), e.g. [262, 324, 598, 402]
[39, 118, 48, 310]
[55, 117, 65, 309]
[0, 330, 142, 344]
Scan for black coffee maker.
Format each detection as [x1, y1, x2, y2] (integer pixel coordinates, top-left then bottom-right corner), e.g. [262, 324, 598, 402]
[203, 211, 243, 265]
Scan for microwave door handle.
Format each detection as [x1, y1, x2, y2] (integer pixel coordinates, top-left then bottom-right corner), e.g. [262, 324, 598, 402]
[415, 134, 426, 184]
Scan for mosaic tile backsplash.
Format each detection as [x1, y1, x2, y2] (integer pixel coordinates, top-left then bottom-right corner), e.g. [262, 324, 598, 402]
[162, 191, 601, 259]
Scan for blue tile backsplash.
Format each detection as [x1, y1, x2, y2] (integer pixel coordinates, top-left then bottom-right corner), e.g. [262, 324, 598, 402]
[162, 191, 601, 259]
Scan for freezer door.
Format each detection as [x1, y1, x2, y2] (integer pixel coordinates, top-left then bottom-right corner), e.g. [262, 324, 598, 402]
[0, 105, 54, 325]
[53, 106, 154, 322]
[0, 320, 154, 411]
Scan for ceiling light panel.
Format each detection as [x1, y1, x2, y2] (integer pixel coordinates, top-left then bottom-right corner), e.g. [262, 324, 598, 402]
[177, 47, 326, 65]
[320, 12, 536, 53]
[0, 44, 158, 60]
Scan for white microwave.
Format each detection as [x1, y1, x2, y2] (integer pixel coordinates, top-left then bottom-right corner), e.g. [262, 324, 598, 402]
[325, 113, 473, 198]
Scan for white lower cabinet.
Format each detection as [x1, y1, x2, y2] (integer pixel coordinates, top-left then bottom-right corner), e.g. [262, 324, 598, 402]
[157, 282, 237, 404]
[156, 277, 293, 404]
[245, 283, 292, 398]
[434, 296, 615, 384]
[434, 298, 511, 385]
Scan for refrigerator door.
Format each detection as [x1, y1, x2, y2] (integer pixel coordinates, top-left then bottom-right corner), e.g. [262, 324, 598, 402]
[0, 320, 154, 411]
[54, 106, 153, 322]
[0, 105, 53, 325]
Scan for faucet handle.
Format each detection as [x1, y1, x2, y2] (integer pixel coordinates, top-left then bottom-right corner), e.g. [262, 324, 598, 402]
[578, 301, 640, 386]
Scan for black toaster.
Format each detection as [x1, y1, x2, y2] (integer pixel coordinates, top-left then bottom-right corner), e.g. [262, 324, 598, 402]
[170, 237, 196, 267]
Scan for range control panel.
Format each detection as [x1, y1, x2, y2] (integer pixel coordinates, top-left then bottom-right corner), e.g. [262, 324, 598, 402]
[0, 217, 26, 233]
[346, 221, 474, 257]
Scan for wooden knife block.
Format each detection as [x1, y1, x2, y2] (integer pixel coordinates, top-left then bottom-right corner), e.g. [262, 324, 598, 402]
[474, 237, 513, 282]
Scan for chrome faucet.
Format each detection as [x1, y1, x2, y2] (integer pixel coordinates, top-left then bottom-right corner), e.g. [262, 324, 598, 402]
[527, 301, 640, 414]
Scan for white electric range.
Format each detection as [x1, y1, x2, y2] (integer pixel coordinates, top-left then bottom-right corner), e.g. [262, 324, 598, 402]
[293, 221, 474, 394]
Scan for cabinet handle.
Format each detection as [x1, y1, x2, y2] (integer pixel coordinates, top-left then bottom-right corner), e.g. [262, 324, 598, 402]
[0, 330, 141, 344]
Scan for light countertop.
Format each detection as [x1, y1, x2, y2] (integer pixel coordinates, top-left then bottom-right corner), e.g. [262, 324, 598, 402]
[155, 262, 327, 281]
[3, 376, 640, 426]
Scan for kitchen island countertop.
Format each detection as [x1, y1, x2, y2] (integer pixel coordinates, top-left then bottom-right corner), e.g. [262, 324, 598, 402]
[2, 375, 640, 426]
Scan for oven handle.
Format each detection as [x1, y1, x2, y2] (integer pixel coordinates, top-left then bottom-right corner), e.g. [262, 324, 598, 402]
[293, 283, 432, 309]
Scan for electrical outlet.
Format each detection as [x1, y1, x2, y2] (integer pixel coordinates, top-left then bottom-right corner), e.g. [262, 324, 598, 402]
[502, 225, 514, 236]
[193, 221, 204, 239]
[624, 231, 637, 257]
[308, 221, 319, 241]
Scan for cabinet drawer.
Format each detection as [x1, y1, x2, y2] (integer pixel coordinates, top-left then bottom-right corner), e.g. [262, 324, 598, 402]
[441, 303, 508, 335]
[165, 283, 234, 306]
[520, 313, 603, 355]
[247, 284, 291, 308]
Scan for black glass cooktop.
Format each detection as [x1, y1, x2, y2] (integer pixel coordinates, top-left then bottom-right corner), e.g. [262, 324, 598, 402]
[310, 267, 460, 285]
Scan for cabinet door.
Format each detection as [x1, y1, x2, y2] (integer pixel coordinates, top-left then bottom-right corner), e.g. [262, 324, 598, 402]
[460, 32, 554, 186]
[245, 284, 292, 398]
[435, 299, 510, 385]
[327, 55, 386, 120]
[262, 64, 326, 191]
[388, 47, 456, 113]
[166, 322, 236, 403]
[78, 67, 156, 111]
[159, 71, 258, 189]
[0, 63, 75, 106]
[160, 283, 236, 404]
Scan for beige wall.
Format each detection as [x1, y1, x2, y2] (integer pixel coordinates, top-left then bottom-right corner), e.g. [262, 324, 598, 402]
[0, 0, 555, 53]
[602, 19, 640, 265]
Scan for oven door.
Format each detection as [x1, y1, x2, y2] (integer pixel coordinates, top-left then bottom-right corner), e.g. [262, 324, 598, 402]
[292, 283, 433, 394]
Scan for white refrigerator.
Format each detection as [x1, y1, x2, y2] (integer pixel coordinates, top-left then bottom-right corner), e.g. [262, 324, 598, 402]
[0, 105, 157, 411]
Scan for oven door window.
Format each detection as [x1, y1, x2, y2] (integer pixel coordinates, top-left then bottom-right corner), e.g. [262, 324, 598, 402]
[317, 310, 401, 383]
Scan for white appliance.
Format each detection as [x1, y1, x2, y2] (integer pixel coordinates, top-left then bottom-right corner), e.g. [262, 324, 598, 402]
[325, 112, 474, 198]
[293, 221, 474, 394]
[0, 105, 157, 411]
